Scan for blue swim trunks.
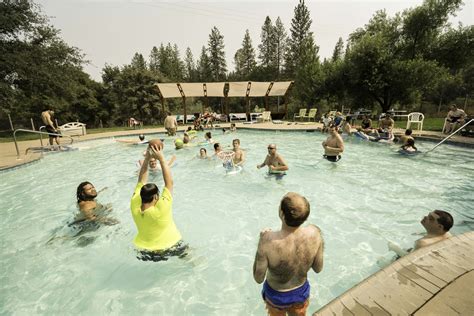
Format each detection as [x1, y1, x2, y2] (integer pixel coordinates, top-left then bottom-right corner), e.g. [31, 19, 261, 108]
[262, 280, 310, 307]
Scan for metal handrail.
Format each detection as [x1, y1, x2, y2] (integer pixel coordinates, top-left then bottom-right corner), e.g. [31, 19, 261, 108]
[425, 118, 473, 153]
[13, 128, 74, 159]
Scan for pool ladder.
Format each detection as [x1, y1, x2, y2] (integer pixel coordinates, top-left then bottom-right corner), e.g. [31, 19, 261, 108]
[425, 119, 473, 153]
[13, 127, 74, 159]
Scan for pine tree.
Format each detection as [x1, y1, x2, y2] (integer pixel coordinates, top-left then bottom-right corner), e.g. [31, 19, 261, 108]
[258, 16, 275, 68]
[284, 0, 314, 77]
[131, 53, 147, 70]
[170, 44, 184, 80]
[149, 46, 160, 74]
[184, 47, 195, 81]
[207, 26, 227, 81]
[237, 30, 256, 78]
[197, 46, 212, 81]
[332, 37, 344, 62]
[273, 17, 287, 78]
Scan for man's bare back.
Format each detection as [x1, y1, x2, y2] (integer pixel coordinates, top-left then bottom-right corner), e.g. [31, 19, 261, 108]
[261, 225, 323, 290]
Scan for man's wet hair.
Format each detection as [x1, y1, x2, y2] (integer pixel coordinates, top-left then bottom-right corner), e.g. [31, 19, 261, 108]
[434, 210, 453, 232]
[77, 181, 94, 203]
[139, 134, 145, 141]
[233, 139, 240, 145]
[405, 129, 412, 136]
[140, 183, 159, 203]
[213, 143, 220, 150]
[280, 195, 310, 227]
[205, 132, 212, 138]
[200, 147, 207, 153]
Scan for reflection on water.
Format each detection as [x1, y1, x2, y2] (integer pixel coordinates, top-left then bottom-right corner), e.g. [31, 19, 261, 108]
[0, 131, 473, 315]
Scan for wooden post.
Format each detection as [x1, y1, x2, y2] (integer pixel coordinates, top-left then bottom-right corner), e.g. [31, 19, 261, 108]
[100, 120, 103, 129]
[30, 118, 35, 131]
[224, 83, 229, 118]
[265, 82, 274, 112]
[203, 83, 207, 114]
[245, 82, 251, 119]
[177, 83, 186, 124]
[282, 81, 295, 119]
[8, 114, 14, 131]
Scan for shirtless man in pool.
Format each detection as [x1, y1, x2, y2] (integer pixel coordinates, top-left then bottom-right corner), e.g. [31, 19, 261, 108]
[257, 144, 289, 173]
[322, 124, 344, 162]
[253, 192, 324, 315]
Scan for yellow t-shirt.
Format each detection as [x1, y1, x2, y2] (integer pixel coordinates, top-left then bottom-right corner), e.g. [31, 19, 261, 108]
[130, 183, 182, 251]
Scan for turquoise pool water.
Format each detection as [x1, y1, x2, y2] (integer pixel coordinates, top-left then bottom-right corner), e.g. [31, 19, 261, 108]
[1, 130, 473, 314]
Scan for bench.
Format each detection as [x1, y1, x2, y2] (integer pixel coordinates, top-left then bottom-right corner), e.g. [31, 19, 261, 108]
[59, 122, 87, 136]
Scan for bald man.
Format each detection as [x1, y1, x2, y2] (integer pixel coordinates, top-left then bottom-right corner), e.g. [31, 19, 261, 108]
[253, 192, 324, 315]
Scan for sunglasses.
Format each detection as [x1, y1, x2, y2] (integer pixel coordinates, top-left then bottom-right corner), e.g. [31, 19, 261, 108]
[268, 147, 276, 149]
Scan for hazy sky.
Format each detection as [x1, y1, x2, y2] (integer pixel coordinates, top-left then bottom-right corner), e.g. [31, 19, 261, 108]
[38, 0, 473, 82]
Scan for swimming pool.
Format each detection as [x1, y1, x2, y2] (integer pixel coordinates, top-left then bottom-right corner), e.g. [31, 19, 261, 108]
[1, 130, 473, 314]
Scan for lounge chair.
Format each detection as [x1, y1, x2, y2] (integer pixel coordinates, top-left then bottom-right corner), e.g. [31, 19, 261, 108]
[303, 108, 318, 122]
[293, 109, 307, 121]
[229, 113, 248, 122]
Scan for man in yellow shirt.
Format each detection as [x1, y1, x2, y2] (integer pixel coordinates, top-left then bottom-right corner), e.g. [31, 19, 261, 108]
[130, 141, 186, 261]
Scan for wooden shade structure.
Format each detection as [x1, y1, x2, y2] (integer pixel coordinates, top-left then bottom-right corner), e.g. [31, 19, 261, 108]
[155, 81, 294, 123]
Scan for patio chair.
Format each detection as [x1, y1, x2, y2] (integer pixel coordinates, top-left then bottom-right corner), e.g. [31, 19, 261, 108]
[303, 108, 318, 122]
[294, 108, 307, 121]
[258, 111, 272, 123]
[229, 113, 248, 122]
[406, 112, 424, 132]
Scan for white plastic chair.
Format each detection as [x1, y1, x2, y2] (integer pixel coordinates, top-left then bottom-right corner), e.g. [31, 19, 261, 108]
[406, 112, 424, 131]
[260, 111, 272, 122]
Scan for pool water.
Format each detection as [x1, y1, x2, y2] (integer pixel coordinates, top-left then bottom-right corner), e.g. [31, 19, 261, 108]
[1, 130, 473, 315]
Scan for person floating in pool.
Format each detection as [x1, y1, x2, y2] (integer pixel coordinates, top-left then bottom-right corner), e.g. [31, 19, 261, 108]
[342, 116, 353, 136]
[322, 124, 344, 162]
[198, 147, 209, 159]
[360, 114, 373, 134]
[205, 131, 214, 144]
[253, 192, 324, 315]
[41, 107, 60, 146]
[398, 128, 414, 145]
[73, 182, 115, 225]
[131, 140, 186, 262]
[399, 138, 418, 153]
[214, 142, 235, 169]
[388, 210, 453, 257]
[115, 134, 148, 145]
[232, 139, 245, 167]
[257, 144, 289, 174]
[138, 155, 176, 171]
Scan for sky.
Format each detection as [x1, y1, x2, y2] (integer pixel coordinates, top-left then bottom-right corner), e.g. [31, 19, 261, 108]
[38, 0, 473, 82]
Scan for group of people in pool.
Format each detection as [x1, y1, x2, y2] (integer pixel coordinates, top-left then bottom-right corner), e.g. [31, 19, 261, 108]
[74, 134, 454, 315]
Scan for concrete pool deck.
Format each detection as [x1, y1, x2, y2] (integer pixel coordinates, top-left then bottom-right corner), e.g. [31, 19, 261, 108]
[314, 231, 474, 316]
[2, 121, 473, 171]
